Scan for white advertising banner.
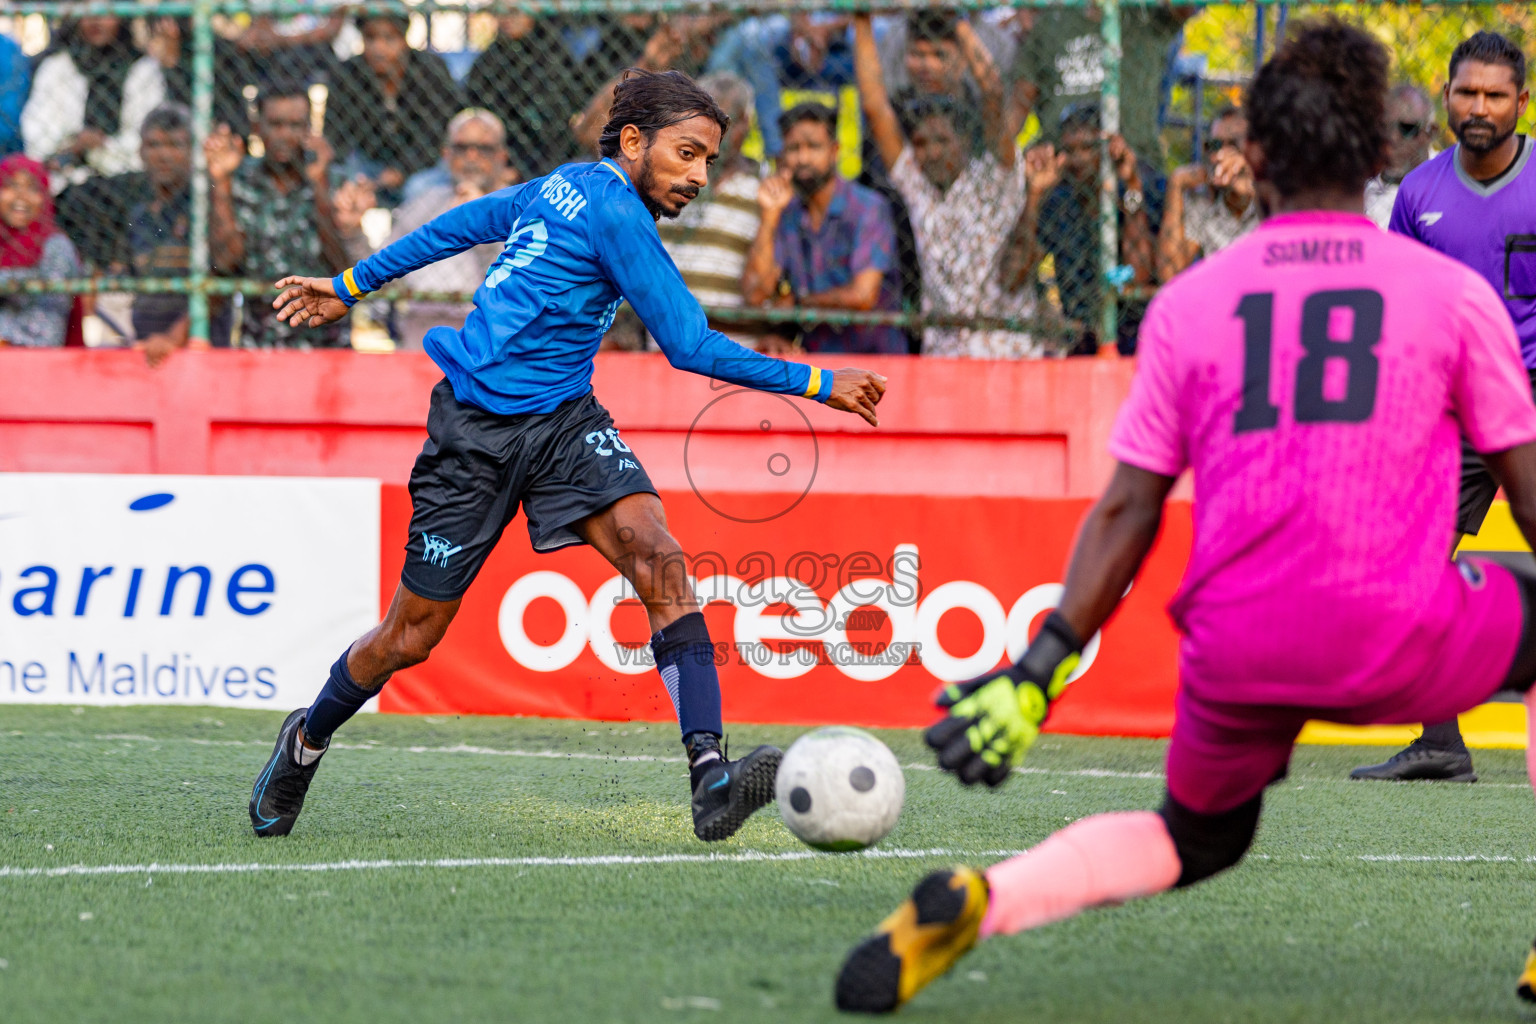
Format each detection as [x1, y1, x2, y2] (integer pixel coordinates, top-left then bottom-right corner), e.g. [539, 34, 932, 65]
[0, 474, 379, 709]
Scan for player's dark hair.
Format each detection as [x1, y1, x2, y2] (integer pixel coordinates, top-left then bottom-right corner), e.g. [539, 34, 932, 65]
[778, 101, 837, 142]
[907, 8, 961, 45]
[598, 69, 729, 159]
[1246, 18, 1388, 197]
[141, 103, 191, 137]
[1448, 30, 1527, 88]
[255, 78, 311, 116]
[1210, 104, 1244, 125]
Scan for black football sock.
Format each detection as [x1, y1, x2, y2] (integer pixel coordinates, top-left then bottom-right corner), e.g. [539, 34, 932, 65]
[303, 651, 377, 746]
[649, 611, 724, 742]
[1418, 719, 1467, 751]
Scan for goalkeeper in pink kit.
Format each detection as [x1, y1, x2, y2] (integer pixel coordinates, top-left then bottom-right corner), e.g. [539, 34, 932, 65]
[836, 20, 1536, 1013]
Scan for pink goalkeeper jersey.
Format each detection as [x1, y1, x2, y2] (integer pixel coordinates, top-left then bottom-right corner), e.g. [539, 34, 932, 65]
[1111, 210, 1536, 707]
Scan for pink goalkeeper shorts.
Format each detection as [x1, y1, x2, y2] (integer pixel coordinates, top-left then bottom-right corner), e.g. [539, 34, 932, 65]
[1165, 559, 1524, 815]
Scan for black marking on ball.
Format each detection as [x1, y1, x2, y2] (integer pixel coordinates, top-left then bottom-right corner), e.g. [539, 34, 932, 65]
[790, 786, 813, 813]
[849, 766, 876, 792]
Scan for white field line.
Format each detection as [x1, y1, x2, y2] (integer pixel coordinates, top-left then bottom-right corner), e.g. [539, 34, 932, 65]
[1354, 854, 1536, 863]
[75, 733, 1169, 780]
[75, 734, 1536, 787]
[0, 847, 1026, 880]
[7, 850, 1536, 882]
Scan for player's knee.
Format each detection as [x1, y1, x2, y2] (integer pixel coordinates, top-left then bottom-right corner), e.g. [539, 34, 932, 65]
[626, 535, 691, 602]
[1158, 790, 1261, 888]
[385, 618, 448, 671]
[392, 634, 435, 669]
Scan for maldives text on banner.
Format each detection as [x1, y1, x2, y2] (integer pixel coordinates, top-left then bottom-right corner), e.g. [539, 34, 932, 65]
[0, 474, 379, 709]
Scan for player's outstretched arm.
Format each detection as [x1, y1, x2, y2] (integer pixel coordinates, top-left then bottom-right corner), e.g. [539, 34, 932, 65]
[272, 276, 351, 328]
[596, 192, 885, 414]
[320, 189, 523, 320]
[1055, 461, 1177, 640]
[925, 461, 1175, 785]
[825, 368, 887, 427]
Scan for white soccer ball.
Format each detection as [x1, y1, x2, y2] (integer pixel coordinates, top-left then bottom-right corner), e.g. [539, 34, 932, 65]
[776, 727, 905, 851]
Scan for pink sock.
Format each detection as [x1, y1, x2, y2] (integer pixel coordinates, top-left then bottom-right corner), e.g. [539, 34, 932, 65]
[1525, 690, 1536, 797]
[980, 810, 1183, 938]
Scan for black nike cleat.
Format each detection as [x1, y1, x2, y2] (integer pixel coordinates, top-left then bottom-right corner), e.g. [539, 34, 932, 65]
[690, 744, 782, 842]
[249, 709, 325, 837]
[836, 867, 990, 1013]
[1349, 738, 1476, 782]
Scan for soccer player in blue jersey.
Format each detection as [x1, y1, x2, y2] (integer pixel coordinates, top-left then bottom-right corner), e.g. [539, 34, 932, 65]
[248, 69, 888, 842]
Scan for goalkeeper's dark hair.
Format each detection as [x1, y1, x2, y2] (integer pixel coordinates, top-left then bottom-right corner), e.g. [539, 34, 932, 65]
[1246, 18, 1388, 197]
[598, 69, 730, 159]
[1448, 30, 1527, 88]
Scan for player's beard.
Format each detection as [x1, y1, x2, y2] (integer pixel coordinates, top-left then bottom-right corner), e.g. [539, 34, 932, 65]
[1453, 115, 1514, 155]
[636, 156, 700, 221]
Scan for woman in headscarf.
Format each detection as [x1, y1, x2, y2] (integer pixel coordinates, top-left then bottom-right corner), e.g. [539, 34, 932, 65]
[21, 15, 167, 192]
[0, 155, 83, 347]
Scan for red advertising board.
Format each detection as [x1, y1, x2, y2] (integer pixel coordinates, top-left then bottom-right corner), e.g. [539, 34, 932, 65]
[1, 349, 1198, 735]
[378, 485, 1193, 736]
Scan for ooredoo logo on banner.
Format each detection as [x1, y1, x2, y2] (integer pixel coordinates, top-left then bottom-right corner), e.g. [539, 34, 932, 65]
[0, 474, 379, 708]
[378, 486, 1191, 736]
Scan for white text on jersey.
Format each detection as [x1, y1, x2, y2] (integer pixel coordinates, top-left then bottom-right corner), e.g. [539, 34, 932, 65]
[539, 173, 589, 221]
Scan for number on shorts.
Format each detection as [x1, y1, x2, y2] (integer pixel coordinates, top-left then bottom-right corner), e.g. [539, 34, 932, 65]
[584, 428, 630, 457]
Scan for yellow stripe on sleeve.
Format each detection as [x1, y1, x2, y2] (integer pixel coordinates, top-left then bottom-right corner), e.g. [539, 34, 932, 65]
[342, 267, 365, 301]
[803, 366, 823, 399]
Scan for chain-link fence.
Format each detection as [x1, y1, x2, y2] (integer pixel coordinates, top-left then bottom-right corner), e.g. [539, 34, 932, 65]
[0, 1, 1529, 359]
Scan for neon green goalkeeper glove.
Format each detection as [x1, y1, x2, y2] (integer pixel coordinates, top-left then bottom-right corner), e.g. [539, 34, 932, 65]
[923, 611, 1083, 787]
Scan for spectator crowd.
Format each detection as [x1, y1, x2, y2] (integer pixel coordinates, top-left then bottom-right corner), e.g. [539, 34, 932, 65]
[0, 4, 1440, 359]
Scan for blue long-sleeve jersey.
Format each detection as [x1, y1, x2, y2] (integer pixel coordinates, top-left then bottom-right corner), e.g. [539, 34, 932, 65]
[334, 158, 835, 415]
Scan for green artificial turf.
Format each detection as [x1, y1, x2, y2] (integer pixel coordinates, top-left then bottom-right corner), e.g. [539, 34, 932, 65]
[4, 707, 1536, 1023]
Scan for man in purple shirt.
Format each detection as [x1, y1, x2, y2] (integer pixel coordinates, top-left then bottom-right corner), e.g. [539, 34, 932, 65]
[741, 102, 905, 354]
[1354, 30, 1536, 782]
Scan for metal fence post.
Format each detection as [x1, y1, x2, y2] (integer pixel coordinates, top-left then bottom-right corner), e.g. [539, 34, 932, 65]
[189, 0, 213, 342]
[1098, 0, 1122, 353]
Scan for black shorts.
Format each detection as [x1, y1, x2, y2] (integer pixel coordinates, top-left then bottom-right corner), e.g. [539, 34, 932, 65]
[400, 379, 657, 601]
[1459, 368, 1536, 537]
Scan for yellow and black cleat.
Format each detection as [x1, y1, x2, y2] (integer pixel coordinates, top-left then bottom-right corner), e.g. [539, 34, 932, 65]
[1517, 940, 1536, 1002]
[835, 867, 989, 1014]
